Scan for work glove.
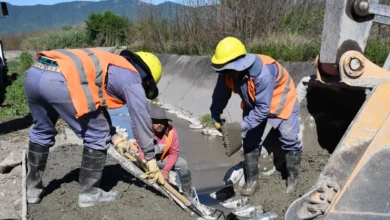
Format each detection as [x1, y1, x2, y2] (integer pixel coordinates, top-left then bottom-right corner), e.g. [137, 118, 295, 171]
[212, 114, 225, 130]
[141, 159, 166, 185]
[113, 136, 139, 162]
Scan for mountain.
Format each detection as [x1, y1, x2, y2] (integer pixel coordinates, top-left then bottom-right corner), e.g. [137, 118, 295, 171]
[0, 0, 186, 34]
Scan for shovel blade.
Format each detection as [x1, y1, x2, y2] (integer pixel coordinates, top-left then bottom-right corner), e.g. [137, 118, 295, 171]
[220, 123, 242, 157]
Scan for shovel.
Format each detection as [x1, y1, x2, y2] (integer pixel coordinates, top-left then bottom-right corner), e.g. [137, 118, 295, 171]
[219, 123, 243, 157]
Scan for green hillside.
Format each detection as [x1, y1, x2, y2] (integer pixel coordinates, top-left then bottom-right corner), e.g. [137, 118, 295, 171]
[0, 0, 185, 33]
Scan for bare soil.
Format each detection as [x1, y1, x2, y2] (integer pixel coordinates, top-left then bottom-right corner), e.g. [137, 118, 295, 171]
[0, 116, 32, 219]
[27, 144, 192, 220]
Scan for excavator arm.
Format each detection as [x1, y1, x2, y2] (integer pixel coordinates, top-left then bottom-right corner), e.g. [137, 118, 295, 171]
[317, 0, 390, 83]
[286, 0, 390, 219]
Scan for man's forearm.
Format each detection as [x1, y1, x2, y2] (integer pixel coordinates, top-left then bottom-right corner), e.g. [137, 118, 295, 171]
[124, 84, 156, 160]
[210, 73, 232, 120]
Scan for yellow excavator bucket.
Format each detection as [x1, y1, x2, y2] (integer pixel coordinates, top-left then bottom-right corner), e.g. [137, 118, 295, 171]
[285, 0, 390, 218]
[286, 81, 390, 219]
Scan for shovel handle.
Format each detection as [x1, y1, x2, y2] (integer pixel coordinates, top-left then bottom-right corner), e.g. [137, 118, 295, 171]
[163, 183, 204, 217]
[163, 182, 191, 206]
[130, 151, 205, 218]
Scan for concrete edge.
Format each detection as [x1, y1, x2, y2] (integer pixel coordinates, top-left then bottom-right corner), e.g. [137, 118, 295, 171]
[21, 150, 27, 220]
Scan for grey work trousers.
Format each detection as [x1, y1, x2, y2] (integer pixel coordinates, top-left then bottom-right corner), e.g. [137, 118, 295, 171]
[24, 66, 112, 150]
[156, 156, 190, 177]
[243, 99, 303, 153]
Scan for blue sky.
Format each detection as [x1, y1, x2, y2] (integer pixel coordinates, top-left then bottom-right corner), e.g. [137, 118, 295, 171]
[6, 0, 183, 6]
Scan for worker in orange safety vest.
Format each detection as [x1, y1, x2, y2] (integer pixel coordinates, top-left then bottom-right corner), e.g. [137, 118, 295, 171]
[210, 37, 303, 196]
[24, 48, 165, 208]
[137, 106, 193, 199]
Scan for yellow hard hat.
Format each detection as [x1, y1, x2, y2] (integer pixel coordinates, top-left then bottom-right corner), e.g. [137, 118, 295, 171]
[135, 51, 162, 84]
[211, 37, 246, 65]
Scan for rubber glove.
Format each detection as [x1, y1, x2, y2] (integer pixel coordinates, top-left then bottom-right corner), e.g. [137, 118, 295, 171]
[212, 115, 225, 130]
[141, 159, 165, 185]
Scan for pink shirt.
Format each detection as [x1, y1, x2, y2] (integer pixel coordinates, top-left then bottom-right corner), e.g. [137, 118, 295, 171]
[138, 126, 179, 175]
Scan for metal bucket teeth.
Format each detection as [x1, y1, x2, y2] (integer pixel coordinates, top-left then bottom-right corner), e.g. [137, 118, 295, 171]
[220, 197, 248, 209]
[232, 204, 264, 218]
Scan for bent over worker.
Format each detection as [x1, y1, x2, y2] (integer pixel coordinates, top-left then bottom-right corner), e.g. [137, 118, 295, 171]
[24, 48, 166, 208]
[137, 107, 193, 199]
[210, 37, 303, 196]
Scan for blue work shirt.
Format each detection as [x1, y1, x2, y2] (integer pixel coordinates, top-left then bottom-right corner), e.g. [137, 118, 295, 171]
[105, 65, 156, 160]
[210, 56, 278, 133]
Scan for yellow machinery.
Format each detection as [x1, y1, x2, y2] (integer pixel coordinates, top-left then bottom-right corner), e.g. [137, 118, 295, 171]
[286, 0, 390, 219]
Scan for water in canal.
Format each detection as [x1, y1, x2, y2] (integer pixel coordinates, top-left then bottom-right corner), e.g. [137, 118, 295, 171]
[108, 105, 244, 215]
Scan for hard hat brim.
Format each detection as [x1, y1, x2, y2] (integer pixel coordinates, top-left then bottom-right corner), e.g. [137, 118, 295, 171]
[211, 53, 256, 72]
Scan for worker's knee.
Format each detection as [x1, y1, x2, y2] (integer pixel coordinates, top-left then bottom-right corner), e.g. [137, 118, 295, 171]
[175, 157, 190, 175]
[242, 144, 260, 154]
[279, 124, 303, 151]
[84, 142, 111, 150]
[281, 141, 303, 151]
[243, 121, 266, 147]
[79, 109, 112, 151]
[29, 126, 57, 147]
[156, 160, 165, 170]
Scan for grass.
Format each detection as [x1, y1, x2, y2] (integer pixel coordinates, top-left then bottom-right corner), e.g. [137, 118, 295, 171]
[0, 52, 33, 119]
[200, 114, 213, 127]
[246, 33, 321, 62]
[365, 39, 390, 65]
[21, 29, 88, 50]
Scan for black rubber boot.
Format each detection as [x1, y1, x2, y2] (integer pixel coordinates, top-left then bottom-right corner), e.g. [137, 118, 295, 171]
[285, 150, 302, 193]
[78, 147, 119, 208]
[240, 147, 260, 196]
[26, 141, 50, 204]
[180, 171, 193, 200]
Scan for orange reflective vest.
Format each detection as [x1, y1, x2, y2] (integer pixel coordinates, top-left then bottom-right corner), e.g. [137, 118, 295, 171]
[37, 48, 139, 118]
[160, 125, 174, 160]
[225, 54, 297, 120]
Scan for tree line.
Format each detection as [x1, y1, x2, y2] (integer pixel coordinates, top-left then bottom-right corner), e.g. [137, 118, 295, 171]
[1, 0, 389, 63]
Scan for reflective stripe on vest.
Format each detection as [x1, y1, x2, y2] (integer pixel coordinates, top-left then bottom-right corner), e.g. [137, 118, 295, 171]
[56, 49, 97, 112]
[161, 125, 174, 160]
[274, 70, 290, 116]
[37, 48, 139, 118]
[225, 54, 296, 119]
[80, 48, 107, 107]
